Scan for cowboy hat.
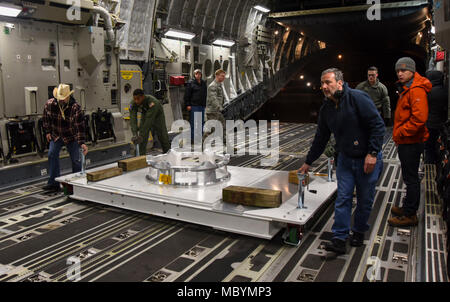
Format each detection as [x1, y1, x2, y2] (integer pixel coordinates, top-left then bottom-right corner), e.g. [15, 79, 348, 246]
[53, 84, 74, 101]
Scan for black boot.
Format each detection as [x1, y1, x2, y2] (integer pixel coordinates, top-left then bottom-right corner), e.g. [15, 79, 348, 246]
[324, 238, 347, 255]
[349, 231, 365, 247]
[43, 184, 60, 192]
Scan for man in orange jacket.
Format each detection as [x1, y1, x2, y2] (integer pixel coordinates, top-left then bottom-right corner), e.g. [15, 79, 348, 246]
[389, 57, 432, 227]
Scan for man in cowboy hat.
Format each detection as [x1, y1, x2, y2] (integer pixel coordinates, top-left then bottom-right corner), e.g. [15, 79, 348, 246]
[42, 84, 88, 191]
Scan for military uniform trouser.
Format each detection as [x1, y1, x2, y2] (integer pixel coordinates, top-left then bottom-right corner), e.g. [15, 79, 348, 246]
[138, 122, 171, 154]
[205, 112, 226, 131]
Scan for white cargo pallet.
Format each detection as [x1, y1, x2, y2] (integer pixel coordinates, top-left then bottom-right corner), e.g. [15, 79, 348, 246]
[57, 165, 337, 239]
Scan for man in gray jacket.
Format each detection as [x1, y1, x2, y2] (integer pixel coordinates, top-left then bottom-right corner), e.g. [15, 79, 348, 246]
[206, 69, 226, 128]
[356, 67, 391, 125]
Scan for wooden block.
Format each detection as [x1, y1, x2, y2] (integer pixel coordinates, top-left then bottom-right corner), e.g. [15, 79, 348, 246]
[289, 170, 300, 185]
[118, 156, 148, 172]
[289, 171, 311, 185]
[87, 167, 123, 182]
[222, 186, 282, 208]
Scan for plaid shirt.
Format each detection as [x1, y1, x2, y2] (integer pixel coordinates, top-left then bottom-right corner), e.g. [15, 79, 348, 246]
[42, 97, 86, 146]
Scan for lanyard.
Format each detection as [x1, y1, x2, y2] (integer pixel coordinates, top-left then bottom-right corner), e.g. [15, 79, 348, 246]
[58, 101, 68, 120]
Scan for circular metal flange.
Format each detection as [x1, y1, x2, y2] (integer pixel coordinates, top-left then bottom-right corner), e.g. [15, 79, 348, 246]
[146, 149, 231, 187]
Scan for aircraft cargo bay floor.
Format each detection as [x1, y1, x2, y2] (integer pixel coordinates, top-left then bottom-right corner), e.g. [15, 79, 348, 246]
[0, 123, 447, 282]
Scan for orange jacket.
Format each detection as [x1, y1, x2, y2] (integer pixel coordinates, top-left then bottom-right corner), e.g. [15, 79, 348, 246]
[393, 72, 432, 145]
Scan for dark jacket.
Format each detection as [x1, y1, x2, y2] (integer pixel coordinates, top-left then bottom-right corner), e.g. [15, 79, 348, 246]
[425, 70, 448, 129]
[184, 79, 207, 107]
[305, 83, 385, 165]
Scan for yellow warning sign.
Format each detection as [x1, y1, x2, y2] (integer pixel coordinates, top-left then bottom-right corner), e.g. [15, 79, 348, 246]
[159, 174, 172, 185]
[121, 72, 134, 80]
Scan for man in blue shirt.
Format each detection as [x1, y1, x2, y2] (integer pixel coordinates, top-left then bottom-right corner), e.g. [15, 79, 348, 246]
[299, 68, 385, 254]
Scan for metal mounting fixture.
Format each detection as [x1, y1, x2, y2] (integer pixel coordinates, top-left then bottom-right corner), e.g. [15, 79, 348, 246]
[145, 149, 231, 187]
[327, 157, 334, 182]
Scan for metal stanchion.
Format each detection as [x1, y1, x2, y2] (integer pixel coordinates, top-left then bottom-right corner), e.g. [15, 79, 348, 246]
[80, 149, 86, 175]
[327, 157, 334, 182]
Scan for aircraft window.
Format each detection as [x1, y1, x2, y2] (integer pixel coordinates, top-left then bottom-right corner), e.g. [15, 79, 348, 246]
[214, 60, 221, 72]
[223, 60, 229, 72]
[204, 59, 212, 77]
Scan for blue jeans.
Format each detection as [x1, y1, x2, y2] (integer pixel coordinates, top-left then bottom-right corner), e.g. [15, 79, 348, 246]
[48, 139, 81, 185]
[189, 106, 205, 142]
[332, 152, 383, 241]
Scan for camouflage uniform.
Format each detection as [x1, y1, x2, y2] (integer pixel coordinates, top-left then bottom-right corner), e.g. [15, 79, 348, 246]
[129, 95, 170, 154]
[206, 80, 226, 129]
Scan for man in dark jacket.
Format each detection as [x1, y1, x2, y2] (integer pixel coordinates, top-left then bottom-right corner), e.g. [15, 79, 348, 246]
[424, 70, 448, 164]
[299, 68, 385, 254]
[184, 69, 207, 142]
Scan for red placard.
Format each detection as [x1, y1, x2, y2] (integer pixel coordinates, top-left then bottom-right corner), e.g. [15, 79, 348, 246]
[436, 51, 445, 62]
[170, 76, 185, 86]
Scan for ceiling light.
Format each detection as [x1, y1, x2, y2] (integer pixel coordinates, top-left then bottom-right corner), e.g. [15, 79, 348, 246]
[164, 29, 196, 40]
[0, 3, 22, 17]
[338, 54, 343, 60]
[254, 5, 270, 13]
[275, 30, 279, 35]
[307, 82, 311, 87]
[213, 39, 235, 47]
[300, 75, 304, 80]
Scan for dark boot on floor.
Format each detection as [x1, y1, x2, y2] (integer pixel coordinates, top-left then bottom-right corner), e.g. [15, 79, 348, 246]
[349, 231, 365, 247]
[324, 238, 347, 255]
[43, 184, 60, 192]
[388, 214, 418, 227]
[390, 206, 404, 217]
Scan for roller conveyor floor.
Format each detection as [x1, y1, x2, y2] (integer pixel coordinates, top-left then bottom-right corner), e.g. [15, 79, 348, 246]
[0, 123, 447, 282]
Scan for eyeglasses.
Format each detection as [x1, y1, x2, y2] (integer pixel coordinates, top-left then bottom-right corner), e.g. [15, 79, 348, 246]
[368, 74, 377, 77]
